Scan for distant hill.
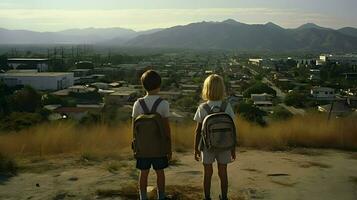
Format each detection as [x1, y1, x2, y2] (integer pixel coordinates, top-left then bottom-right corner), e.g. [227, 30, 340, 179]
[124, 20, 357, 52]
[0, 27, 161, 45]
[1, 20, 357, 52]
[338, 27, 357, 38]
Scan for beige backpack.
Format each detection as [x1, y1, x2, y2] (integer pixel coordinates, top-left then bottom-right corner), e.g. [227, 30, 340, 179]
[200, 102, 237, 151]
[132, 97, 170, 158]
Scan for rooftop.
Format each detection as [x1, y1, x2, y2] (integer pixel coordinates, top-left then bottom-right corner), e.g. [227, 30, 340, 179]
[0, 72, 73, 77]
[8, 58, 48, 61]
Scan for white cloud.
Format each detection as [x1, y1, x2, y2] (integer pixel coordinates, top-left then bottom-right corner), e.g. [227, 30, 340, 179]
[0, 8, 345, 31]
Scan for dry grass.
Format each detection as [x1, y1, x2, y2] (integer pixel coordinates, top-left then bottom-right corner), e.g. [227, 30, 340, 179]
[0, 114, 356, 158]
[0, 121, 132, 157]
[237, 114, 357, 151]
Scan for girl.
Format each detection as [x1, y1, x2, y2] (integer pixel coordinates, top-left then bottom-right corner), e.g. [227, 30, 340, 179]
[193, 74, 236, 200]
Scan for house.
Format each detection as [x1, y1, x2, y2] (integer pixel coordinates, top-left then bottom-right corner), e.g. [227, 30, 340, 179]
[7, 58, 49, 72]
[309, 69, 321, 81]
[318, 54, 357, 65]
[318, 101, 352, 117]
[311, 87, 335, 100]
[249, 58, 274, 68]
[251, 93, 273, 107]
[105, 89, 138, 105]
[0, 72, 74, 90]
[68, 85, 96, 94]
[71, 69, 91, 77]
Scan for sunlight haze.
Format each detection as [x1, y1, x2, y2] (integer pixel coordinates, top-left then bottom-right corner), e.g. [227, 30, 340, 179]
[0, 0, 356, 31]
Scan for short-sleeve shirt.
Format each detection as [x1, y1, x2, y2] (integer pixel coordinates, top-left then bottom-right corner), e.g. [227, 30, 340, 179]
[193, 100, 235, 123]
[132, 95, 170, 119]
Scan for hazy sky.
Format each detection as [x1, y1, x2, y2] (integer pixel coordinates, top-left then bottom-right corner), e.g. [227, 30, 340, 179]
[0, 0, 356, 31]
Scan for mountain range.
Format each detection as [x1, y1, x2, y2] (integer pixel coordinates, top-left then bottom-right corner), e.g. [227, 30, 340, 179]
[1, 19, 357, 52]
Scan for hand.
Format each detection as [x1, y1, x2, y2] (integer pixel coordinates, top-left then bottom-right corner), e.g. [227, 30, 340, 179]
[194, 150, 201, 161]
[167, 151, 172, 161]
[231, 149, 236, 161]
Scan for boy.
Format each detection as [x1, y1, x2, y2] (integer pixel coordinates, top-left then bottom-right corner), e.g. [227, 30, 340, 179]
[132, 70, 172, 200]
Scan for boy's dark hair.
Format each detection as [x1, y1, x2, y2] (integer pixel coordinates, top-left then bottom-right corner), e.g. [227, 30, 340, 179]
[141, 70, 161, 91]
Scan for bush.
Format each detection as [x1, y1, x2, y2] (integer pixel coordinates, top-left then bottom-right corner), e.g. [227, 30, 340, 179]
[236, 102, 267, 126]
[0, 112, 43, 131]
[271, 106, 293, 121]
[41, 94, 65, 106]
[11, 86, 41, 112]
[284, 91, 307, 108]
[0, 153, 17, 175]
[176, 96, 197, 113]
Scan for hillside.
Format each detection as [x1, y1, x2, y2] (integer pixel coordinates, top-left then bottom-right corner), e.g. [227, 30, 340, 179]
[125, 20, 357, 52]
[0, 27, 161, 45]
[1, 20, 357, 52]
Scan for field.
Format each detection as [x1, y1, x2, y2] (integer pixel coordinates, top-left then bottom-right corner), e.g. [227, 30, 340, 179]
[0, 114, 356, 157]
[0, 114, 357, 199]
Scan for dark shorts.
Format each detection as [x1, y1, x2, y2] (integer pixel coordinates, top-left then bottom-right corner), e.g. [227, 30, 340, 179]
[136, 157, 169, 170]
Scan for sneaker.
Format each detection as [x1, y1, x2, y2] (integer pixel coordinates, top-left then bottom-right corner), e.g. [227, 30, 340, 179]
[159, 196, 172, 200]
[219, 195, 228, 200]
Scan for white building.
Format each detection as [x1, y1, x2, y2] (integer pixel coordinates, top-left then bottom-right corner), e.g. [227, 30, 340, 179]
[251, 93, 273, 107]
[318, 54, 357, 66]
[311, 87, 335, 100]
[0, 72, 74, 90]
[7, 58, 49, 72]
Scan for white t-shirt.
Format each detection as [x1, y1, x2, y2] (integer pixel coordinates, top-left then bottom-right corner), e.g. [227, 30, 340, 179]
[193, 100, 235, 123]
[132, 95, 170, 119]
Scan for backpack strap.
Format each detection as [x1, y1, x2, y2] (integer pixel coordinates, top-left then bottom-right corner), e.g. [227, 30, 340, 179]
[220, 101, 228, 112]
[202, 103, 212, 115]
[151, 97, 163, 113]
[138, 98, 150, 114]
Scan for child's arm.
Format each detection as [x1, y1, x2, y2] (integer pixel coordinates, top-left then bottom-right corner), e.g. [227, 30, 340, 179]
[162, 117, 172, 160]
[194, 123, 202, 161]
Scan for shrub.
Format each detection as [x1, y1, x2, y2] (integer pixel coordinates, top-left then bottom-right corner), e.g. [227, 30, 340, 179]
[0, 112, 43, 131]
[284, 91, 307, 108]
[0, 153, 18, 175]
[236, 102, 267, 126]
[11, 86, 41, 112]
[271, 106, 293, 121]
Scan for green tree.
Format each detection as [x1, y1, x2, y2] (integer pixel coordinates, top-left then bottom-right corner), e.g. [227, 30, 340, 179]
[0, 54, 9, 71]
[41, 94, 65, 105]
[12, 86, 41, 112]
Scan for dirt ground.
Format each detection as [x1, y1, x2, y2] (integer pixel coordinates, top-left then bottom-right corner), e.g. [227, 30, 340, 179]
[1, 148, 357, 200]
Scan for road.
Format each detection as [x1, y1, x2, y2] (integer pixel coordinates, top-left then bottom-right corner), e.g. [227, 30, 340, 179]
[245, 65, 306, 115]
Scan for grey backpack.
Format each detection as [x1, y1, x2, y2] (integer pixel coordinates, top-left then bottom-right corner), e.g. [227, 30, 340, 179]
[200, 102, 237, 151]
[132, 97, 170, 158]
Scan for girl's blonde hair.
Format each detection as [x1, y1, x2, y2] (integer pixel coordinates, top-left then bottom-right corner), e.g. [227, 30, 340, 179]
[201, 74, 226, 101]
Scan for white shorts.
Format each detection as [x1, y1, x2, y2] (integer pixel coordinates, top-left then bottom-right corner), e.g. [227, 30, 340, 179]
[201, 148, 232, 165]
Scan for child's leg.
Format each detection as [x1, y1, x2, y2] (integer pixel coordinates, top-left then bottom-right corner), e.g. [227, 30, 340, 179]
[139, 169, 150, 200]
[203, 164, 213, 199]
[217, 163, 228, 199]
[155, 169, 165, 199]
